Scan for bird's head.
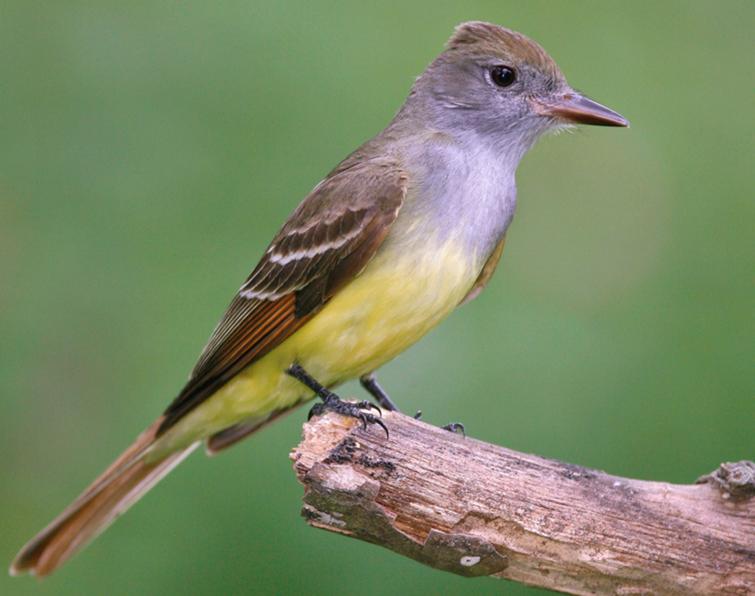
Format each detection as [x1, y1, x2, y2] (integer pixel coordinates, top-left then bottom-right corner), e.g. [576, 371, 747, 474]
[412, 22, 628, 151]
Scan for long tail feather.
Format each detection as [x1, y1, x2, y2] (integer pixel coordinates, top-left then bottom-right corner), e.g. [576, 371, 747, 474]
[10, 418, 196, 577]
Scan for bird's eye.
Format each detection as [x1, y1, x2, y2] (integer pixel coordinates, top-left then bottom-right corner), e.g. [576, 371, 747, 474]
[490, 65, 516, 88]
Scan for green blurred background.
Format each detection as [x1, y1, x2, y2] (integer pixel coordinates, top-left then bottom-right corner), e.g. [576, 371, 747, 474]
[1, 1, 752, 594]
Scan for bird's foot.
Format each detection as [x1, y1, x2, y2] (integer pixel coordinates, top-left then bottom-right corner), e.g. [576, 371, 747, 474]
[441, 422, 466, 437]
[309, 394, 389, 438]
[287, 363, 388, 438]
[413, 410, 465, 437]
[360, 373, 464, 436]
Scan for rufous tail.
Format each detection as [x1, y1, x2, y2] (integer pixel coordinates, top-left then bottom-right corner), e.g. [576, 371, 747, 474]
[10, 417, 196, 577]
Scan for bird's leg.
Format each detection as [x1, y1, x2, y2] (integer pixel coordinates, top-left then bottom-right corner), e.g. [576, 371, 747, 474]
[360, 372, 465, 437]
[286, 363, 388, 438]
[359, 373, 400, 411]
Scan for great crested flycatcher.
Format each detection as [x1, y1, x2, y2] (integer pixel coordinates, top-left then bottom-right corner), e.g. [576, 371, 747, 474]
[11, 21, 627, 576]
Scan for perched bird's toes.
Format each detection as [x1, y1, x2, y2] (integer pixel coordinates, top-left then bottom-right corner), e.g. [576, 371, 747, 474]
[411, 410, 463, 436]
[310, 394, 388, 438]
[358, 412, 390, 438]
[355, 400, 382, 417]
[442, 422, 466, 437]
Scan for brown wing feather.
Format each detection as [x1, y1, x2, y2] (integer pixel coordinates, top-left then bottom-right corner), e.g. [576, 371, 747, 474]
[159, 159, 406, 433]
[205, 406, 298, 455]
[159, 294, 306, 431]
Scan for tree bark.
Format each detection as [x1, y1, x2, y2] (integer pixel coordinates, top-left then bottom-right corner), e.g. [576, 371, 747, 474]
[289, 410, 755, 595]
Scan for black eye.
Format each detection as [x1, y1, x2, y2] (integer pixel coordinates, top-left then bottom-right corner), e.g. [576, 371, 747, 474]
[490, 65, 516, 88]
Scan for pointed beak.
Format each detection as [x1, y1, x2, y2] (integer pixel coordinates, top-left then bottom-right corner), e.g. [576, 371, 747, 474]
[532, 92, 629, 127]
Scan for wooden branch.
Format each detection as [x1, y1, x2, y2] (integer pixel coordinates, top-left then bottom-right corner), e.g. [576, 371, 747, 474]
[289, 411, 755, 595]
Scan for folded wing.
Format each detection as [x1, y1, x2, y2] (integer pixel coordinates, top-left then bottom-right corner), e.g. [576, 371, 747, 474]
[159, 158, 407, 433]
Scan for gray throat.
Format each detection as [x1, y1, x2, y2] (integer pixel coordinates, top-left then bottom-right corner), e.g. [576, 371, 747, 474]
[395, 127, 528, 263]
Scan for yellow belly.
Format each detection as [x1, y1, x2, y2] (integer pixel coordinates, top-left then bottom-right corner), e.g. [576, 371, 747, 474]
[157, 236, 478, 453]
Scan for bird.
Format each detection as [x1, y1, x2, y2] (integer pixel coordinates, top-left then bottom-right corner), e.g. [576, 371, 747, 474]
[10, 21, 628, 577]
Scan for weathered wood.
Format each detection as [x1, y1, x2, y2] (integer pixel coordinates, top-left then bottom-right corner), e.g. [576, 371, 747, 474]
[290, 410, 755, 595]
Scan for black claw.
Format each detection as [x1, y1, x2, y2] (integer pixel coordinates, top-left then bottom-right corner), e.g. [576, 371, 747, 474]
[371, 416, 390, 439]
[442, 422, 466, 437]
[307, 402, 324, 420]
[403, 406, 463, 436]
[346, 408, 389, 438]
[355, 400, 382, 417]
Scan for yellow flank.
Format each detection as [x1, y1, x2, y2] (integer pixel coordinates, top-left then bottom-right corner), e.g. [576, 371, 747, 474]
[152, 235, 479, 457]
